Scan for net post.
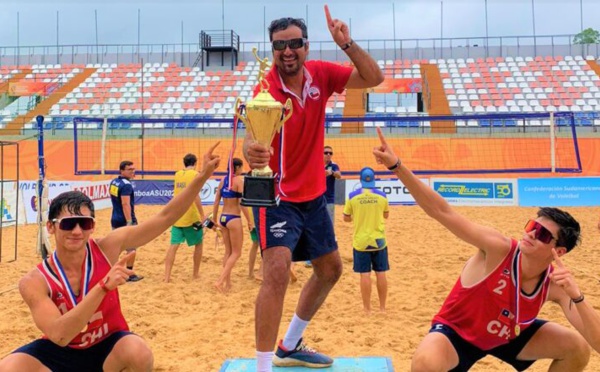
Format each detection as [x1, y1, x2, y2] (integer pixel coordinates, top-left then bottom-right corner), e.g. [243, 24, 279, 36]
[549, 112, 556, 173]
[36, 115, 48, 259]
[101, 116, 108, 175]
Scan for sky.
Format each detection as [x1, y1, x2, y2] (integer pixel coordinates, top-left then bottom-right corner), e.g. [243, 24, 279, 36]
[0, 0, 598, 48]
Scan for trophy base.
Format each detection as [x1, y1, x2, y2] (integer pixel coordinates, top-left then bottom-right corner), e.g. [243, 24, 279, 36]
[241, 175, 280, 207]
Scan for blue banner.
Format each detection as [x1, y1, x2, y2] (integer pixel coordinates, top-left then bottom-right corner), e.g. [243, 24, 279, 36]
[518, 177, 600, 207]
[132, 179, 222, 205]
[133, 180, 174, 205]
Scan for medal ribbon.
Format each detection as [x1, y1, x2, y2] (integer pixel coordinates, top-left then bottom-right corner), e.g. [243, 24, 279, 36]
[52, 244, 92, 308]
[223, 111, 240, 192]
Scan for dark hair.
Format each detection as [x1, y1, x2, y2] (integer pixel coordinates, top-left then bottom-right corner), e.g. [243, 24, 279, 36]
[324, 145, 332, 150]
[183, 153, 197, 167]
[233, 157, 243, 169]
[537, 207, 581, 252]
[48, 191, 95, 221]
[268, 17, 308, 41]
[119, 160, 133, 171]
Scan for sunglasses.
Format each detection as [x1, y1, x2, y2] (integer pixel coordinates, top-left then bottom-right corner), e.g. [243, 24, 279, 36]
[272, 38, 308, 51]
[524, 220, 556, 244]
[324, 151, 333, 155]
[52, 216, 95, 231]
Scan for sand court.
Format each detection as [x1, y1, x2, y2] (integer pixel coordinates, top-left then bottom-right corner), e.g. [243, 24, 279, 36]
[1, 204, 599, 371]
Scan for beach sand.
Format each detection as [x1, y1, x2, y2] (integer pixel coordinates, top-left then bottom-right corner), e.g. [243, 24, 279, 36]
[1, 205, 599, 371]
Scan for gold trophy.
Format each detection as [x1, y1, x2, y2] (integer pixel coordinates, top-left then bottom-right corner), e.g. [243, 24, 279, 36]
[235, 48, 292, 207]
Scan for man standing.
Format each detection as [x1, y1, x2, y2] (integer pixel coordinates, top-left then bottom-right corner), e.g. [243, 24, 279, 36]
[343, 167, 389, 314]
[109, 160, 142, 282]
[243, 6, 383, 371]
[164, 153, 205, 283]
[323, 145, 341, 223]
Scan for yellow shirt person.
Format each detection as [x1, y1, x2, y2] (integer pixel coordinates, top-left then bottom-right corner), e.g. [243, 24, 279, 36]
[174, 169, 201, 227]
[164, 154, 205, 283]
[343, 167, 390, 314]
[343, 170, 389, 252]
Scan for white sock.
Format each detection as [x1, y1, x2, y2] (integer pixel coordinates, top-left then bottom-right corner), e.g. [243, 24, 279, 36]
[282, 314, 309, 350]
[256, 351, 274, 372]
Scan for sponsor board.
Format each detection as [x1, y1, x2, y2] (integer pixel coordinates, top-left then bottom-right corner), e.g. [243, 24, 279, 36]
[1, 188, 26, 226]
[518, 177, 600, 207]
[22, 182, 72, 224]
[71, 180, 112, 210]
[133, 179, 221, 205]
[345, 178, 429, 205]
[431, 178, 518, 206]
[22, 181, 112, 224]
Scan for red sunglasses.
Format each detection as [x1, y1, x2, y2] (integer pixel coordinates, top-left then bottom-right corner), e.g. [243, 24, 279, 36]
[52, 216, 95, 231]
[524, 220, 556, 244]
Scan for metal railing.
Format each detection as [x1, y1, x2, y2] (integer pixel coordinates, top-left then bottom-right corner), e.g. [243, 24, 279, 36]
[0, 33, 597, 69]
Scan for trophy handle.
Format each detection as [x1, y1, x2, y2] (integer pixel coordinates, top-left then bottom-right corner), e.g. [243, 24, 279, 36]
[276, 98, 293, 133]
[234, 98, 250, 128]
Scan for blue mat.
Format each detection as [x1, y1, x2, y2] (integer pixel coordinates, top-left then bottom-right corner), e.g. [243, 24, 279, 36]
[220, 356, 393, 371]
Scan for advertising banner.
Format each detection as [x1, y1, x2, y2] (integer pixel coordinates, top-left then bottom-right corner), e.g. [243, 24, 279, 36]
[1, 188, 26, 226]
[369, 78, 422, 93]
[133, 179, 221, 205]
[21, 181, 72, 224]
[518, 177, 600, 207]
[431, 178, 518, 206]
[345, 178, 429, 205]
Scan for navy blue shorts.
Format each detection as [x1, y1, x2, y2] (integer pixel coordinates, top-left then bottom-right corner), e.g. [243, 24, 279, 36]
[13, 331, 131, 372]
[429, 320, 547, 371]
[253, 196, 337, 262]
[353, 248, 389, 273]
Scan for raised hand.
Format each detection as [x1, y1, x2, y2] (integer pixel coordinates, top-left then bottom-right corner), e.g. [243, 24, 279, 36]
[550, 248, 581, 300]
[103, 252, 135, 291]
[202, 141, 221, 175]
[372, 127, 399, 169]
[324, 5, 351, 47]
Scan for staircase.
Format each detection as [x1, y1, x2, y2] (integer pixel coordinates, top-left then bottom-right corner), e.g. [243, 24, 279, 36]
[587, 59, 600, 77]
[1, 68, 97, 135]
[0, 68, 32, 95]
[420, 64, 455, 134]
[341, 89, 366, 134]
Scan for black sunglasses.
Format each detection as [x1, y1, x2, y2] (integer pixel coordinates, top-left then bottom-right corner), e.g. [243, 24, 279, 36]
[324, 151, 333, 155]
[272, 38, 308, 51]
[52, 216, 95, 231]
[524, 219, 556, 244]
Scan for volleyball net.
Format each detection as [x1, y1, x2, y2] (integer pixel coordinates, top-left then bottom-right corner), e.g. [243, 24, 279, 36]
[70, 112, 582, 176]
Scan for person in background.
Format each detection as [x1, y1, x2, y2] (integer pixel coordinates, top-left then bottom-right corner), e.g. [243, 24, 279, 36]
[164, 153, 205, 283]
[109, 160, 143, 282]
[343, 167, 389, 314]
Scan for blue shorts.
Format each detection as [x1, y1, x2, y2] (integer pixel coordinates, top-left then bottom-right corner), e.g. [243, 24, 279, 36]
[253, 196, 337, 262]
[13, 331, 132, 372]
[429, 320, 547, 371]
[353, 248, 389, 273]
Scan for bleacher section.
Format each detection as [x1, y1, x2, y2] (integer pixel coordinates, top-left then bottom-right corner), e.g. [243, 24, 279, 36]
[1, 55, 599, 131]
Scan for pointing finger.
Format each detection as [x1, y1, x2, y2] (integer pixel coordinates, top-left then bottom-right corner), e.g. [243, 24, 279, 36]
[551, 248, 564, 268]
[324, 4, 333, 25]
[376, 127, 388, 147]
[207, 141, 220, 155]
[116, 251, 133, 267]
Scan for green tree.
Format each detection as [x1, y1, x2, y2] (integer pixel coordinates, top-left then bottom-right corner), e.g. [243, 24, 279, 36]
[573, 28, 600, 44]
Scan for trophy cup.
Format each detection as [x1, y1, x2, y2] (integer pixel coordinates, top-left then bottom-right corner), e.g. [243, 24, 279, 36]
[235, 48, 292, 207]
